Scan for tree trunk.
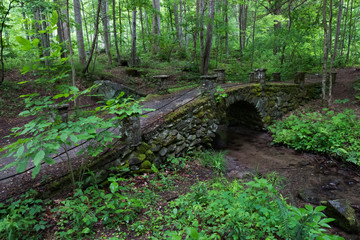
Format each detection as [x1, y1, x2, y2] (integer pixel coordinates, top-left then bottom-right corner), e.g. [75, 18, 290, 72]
[131, 9, 137, 66]
[139, 7, 147, 52]
[191, 0, 200, 61]
[340, 0, 349, 56]
[200, 0, 215, 75]
[118, 0, 122, 46]
[0, 0, 16, 84]
[199, 0, 205, 63]
[179, 0, 184, 47]
[101, 0, 112, 65]
[331, 0, 342, 63]
[174, 2, 180, 46]
[54, 0, 67, 58]
[112, 0, 121, 64]
[328, 0, 334, 106]
[66, 0, 76, 87]
[80, 0, 91, 52]
[224, 0, 229, 56]
[322, 0, 328, 103]
[152, 0, 161, 53]
[345, 0, 354, 63]
[250, 0, 258, 70]
[73, 0, 87, 65]
[82, 0, 102, 74]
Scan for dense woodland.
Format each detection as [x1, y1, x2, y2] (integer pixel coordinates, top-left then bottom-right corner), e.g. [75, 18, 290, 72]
[1, 0, 360, 239]
[0, 0, 359, 83]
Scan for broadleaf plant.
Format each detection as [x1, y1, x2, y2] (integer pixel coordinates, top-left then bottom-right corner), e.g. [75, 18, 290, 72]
[0, 84, 148, 185]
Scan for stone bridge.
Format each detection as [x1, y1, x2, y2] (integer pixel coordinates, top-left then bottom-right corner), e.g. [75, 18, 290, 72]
[0, 81, 320, 200]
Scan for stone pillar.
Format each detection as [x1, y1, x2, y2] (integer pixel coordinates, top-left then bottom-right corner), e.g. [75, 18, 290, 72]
[249, 72, 255, 82]
[152, 75, 169, 93]
[49, 104, 69, 123]
[214, 69, 226, 83]
[200, 75, 217, 95]
[272, 72, 281, 82]
[294, 72, 305, 84]
[254, 69, 267, 90]
[123, 115, 141, 147]
[326, 72, 337, 85]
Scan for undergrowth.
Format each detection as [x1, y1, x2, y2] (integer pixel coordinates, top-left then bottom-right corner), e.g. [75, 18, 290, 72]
[0, 154, 343, 239]
[269, 108, 360, 165]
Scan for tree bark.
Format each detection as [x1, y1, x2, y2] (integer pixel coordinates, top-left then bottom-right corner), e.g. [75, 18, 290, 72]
[152, 0, 161, 53]
[250, 0, 258, 70]
[130, 9, 137, 66]
[54, 0, 67, 58]
[66, 0, 76, 86]
[82, 0, 102, 74]
[80, 0, 91, 52]
[200, 0, 215, 75]
[224, 0, 229, 56]
[174, 2, 181, 46]
[112, 0, 121, 64]
[322, 0, 328, 103]
[73, 0, 87, 65]
[139, 7, 147, 52]
[340, 0, 349, 56]
[199, 0, 205, 63]
[345, 0, 354, 63]
[331, 0, 342, 63]
[0, 0, 16, 84]
[101, 0, 112, 65]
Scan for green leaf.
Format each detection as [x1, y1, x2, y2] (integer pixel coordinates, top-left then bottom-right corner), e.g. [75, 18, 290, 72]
[50, 11, 58, 26]
[32, 164, 41, 178]
[32, 38, 40, 47]
[34, 150, 45, 166]
[16, 145, 25, 157]
[15, 36, 32, 50]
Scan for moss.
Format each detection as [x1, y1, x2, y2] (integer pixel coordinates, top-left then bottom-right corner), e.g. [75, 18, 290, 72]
[263, 116, 271, 124]
[138, 154, 146, 161]
[137, 142, 150, 154]
[146, 150, 154, 156]
[166, 97, 209, 121]
[141, 160, 152, 169]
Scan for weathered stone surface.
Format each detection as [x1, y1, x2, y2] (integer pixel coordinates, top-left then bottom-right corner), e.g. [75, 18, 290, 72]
[159, 148, 168, 157]
[321, 199, 360, 233]
[298, 188, 321, 204]
[93, 80, 143, 100]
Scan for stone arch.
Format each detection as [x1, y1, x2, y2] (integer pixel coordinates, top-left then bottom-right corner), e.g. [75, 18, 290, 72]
[226, 100, 264, 129]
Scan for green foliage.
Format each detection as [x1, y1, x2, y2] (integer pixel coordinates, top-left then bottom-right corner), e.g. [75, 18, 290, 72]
[135, 177, 339, 239]
[269, 109, 360, 165]
[214, 86, 228, 103]
[56, 177, 144, 238]
[195, 150, 226, 174]
[0, 190, 47, 240]
[0, 86, 145, 179]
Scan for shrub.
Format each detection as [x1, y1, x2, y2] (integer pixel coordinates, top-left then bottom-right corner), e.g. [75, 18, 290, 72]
[269, 109, 360, 165]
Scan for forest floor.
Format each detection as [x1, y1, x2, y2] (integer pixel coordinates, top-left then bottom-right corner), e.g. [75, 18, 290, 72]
[1, 66, 360, 238]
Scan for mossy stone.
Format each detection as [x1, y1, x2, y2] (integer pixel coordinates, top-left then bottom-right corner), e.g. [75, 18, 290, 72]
[138, 154, 146, 161]
[141, 160, 152, 169]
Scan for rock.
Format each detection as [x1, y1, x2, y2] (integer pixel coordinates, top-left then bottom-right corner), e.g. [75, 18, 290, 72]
[93, 80, 144, 100]
[159, 148, 168, 157]
[298, 188, 321, 204]
[321, 199, 360, 234]
[129, 158, 141, 166]
[141, 160, 152, 169]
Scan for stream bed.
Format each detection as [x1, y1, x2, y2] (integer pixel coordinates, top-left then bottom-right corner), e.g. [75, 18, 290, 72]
[223, 126, 360, 239]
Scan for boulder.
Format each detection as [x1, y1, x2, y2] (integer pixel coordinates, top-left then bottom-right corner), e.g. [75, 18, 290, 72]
[321, 199, 360, 233]
[93, 80, 145, 100]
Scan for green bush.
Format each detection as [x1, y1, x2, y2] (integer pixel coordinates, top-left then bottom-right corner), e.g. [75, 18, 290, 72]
[137, 177, 340, 239]
[0, 190, 47, 240]
[269, 109, 360, 165]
